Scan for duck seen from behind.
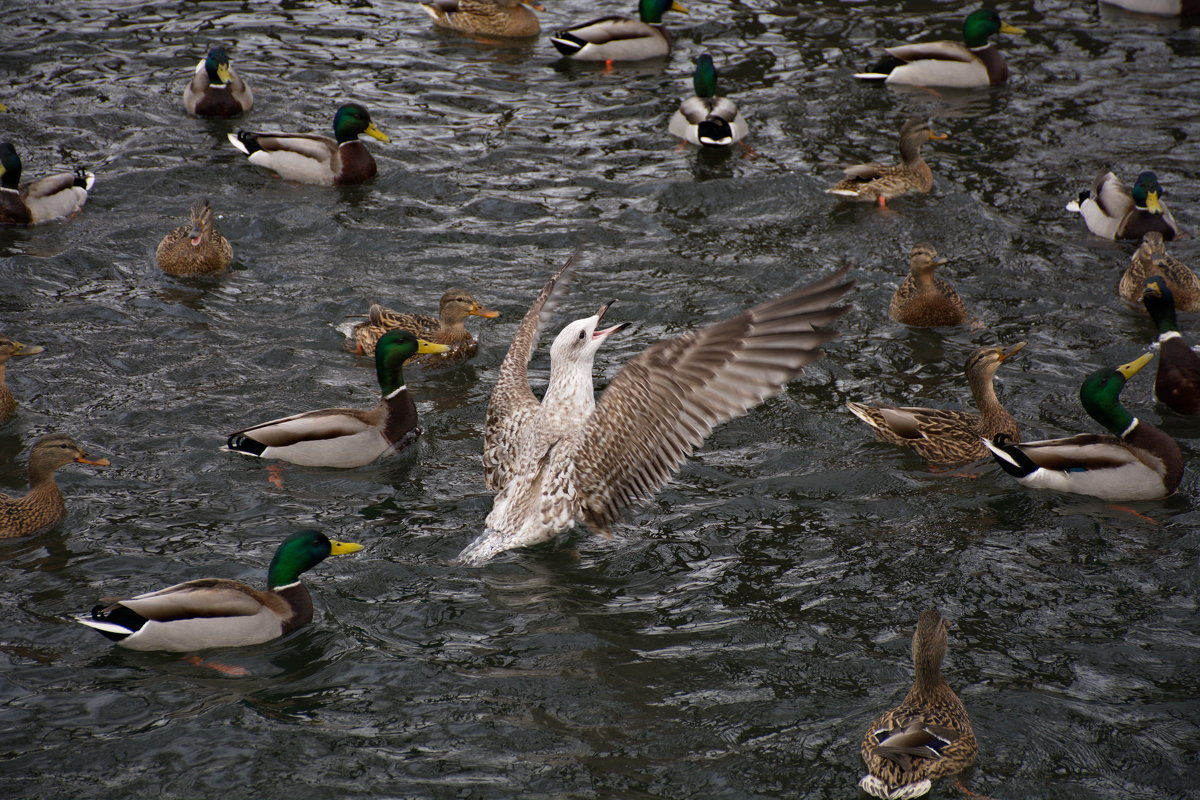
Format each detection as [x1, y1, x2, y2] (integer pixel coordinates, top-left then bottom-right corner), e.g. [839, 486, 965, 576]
[847, 342, 1024, 465]
[420, 0, 544, 38]
[1143, 277, 1200, 416]
[855, 7, 1024, 88]
[1120, 232, 1200, 312]
[343, 289, 501, 365]
[0, 142, 95, 225]
[1, 435, 110, 538]
[0, 334, 44, 422]
[827, 117, 947, 208]
[227, 103, 390, 186]
[550, 0, 686, 62]
[183, 46, 253, 117]
[76, 530, 362, 652]
[669, 53, 749, 148]
[156, 198, 234, 276]
[860, 608, 977, 800]
[888, 243, 969, 327]
[225, 330, 449, 468]
[984, 352, 1183, 501]
[1067, 170, 1181, 241]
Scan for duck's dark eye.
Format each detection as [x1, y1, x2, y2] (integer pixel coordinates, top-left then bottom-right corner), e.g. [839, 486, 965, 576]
[578, 331, 586, 340]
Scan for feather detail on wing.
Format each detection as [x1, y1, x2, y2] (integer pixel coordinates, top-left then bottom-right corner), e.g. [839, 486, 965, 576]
[484, 251, 581, 490]
[253, 133, 338, 162]
[22, 172, 85, 201]
[571, 268, 854, 534]
[884, 40, 976, 64]
[228, 408, 378, 448]
[1005, 434, 1135, 470]
[104, 579, 271, 621]
[559, 16, 653, 44]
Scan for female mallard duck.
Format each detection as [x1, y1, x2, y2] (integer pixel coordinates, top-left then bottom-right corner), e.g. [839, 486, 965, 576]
[827, 117, 947, 208]
[1066, 170, 1181, 241]
[855, 7, 1024, 88]
[227, 103, 390, 186]
[846, 342, 1024, 465]
[1120, 232, 1200, 312]
[343, 289, 501, 365]
[420, 0, 544, 38]
[889, 243, 969, 326]
[668, 54, 749, 148]
[183, 46, 253, 118]
[0, 142, 94, 225]
[155, 199, 234, 276]
[860, 608, 977, 800]
[0, 334, 44, 422]
[984, 351, 1183, 501]
[225, 330, 449, 468]
[1, 435, 109, 538]
[550, 0, 686, 62]
[1143, 277, 1200, 415]
[76, 530, 361, 652]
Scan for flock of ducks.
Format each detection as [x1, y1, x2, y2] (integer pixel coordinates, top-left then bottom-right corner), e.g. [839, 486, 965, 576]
[1, 2, 1197, 798]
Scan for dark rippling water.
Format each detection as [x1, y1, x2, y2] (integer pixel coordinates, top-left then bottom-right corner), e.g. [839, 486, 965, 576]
[2, 1, 1199, 797]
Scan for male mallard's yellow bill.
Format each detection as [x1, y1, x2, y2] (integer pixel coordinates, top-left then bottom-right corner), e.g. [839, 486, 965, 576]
[670, 0, 687, 12]
[75, 455, 111, 466]
[11, 341, 45, 356]
[417, 338, 453, 354]
[1000, 22, 1025, 35]
[329, 540, 364, 555]
[0, 102, 7, 112]
[1143, 280, 1163, 299]
[470, 304, 502, 319]
[1146, 191, 1163, 214]
[364, 123, 391, 143]
[929, 130, 949, 141]
[1117, 351, 1155, 379]
[997, 341, 1026, 362]
[216, 63, 233, 83]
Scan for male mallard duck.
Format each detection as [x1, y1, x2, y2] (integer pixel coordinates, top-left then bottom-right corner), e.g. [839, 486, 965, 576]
[984, 352, 1183, 501]
[183, 47, 253, 118]
[1, 435, 109, 538]
[343, 289, 501, 366]
[1066, 170, 1181, 241]
[76, 530, 362, 652]
[1143, 277, 1200, 415]
[860, 608, 977, 800]
[155, 198, 234, 276]
[0, 334, 44, 422]
[550, 0, 686, 62]
[827, 117, 947, 208]
[420, 0, 544, 38]
[889, 243, 969, 326]
[668, 53, 749, 148]
[456, 255, 853, 565]
[0, 142, 94, 225]
[227, 103, 390, 186]
[225, 330, 449, 468]
[847, 342, 1024, 465]
[855, 7, 1024, 88]
[1120, 232, 1200, 312]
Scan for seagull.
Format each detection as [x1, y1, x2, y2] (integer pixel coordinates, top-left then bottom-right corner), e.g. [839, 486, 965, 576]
[457, 254, 854, 564]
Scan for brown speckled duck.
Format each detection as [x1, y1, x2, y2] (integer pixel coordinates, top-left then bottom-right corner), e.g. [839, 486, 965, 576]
[156, 199, 234, 276]
[420, 0, 544, 38]
[889, 243, 969, 327]
[1, 435, 110, 538]
[344, 289, 501, 366]
[0, 334, 44, 422]
[827, 117, 947, 208]
[1120, 232, 1200, 312]
[860, 609, 977, 800]
[846, 342, 1024, 465]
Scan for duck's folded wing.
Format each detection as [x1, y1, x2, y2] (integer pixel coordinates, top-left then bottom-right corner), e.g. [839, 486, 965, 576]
[876, 406, 976, 439]
[106, 579, 266, 621]
[21, 172, 82, 201]
[1090, 171, 1132, 219]
[484, 251, 580, 490]
[254, 133, 337, 162]
[676, 97, 714, 125]
[559, 16, 647, 44]
[884, 40, 975, 64]
[228, 408, 374, 447]
[1016, 434, 1134, 469]
[571, 268, 854, 534]
[841, 162, 886, 181]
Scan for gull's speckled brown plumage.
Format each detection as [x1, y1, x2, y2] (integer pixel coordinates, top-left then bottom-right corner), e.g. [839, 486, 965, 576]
[1120, 232, 1200, 313]
[345, 289, 500, 366]
[859, 609, 977, 800]
[156, 199, 233, 276]
[889, 243, 969, 327]
[460, 256, 854, 564]
[846, 342, 1023, 465]
[419, 0, 543, 38]
[0, 435, 109, 538]
[0, 334, 44, 421]
[827, 117, 946, 205]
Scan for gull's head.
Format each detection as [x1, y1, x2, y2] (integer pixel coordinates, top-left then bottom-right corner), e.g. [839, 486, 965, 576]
[549, 300, 630, 366]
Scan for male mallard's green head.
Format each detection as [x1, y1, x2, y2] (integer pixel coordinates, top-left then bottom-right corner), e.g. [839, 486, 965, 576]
[0, 142, 22, 190]
[1132, 171, 1165, 214]
[375, 330, 451, 394]
[692, 53, 718, 98]
[1079, 352, 1154, 436]
[1142, 276, 1179, 335]
[962, 8, 1024, 49]
[639, 0, 685, 24]
[333, 103, 391, 145]
[267, 530, 363, 589]
[204, 47, 233, 86]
